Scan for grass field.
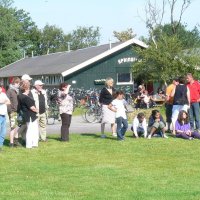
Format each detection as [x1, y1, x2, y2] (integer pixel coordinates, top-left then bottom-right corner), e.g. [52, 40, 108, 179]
[1, 132, 200, 200]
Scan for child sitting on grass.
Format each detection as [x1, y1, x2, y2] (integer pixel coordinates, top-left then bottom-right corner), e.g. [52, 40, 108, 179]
[175, 110, 200, 140]
[131, 112, 147, 138]
[108, 90, 128, 141]
[148, 109, 168, 139]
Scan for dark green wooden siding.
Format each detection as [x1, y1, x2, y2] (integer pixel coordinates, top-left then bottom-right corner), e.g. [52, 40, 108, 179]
[64, 46, 138, 89]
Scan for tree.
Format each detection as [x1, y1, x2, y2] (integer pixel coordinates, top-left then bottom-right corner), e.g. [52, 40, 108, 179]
[13, 8, 42, 57]
[133, 35, 199, 84]
[70, 26, 100, 50]
[113, 28, 136, 42]
[132, 0, 200, 83]
[0, 0, 13, 8]
[39, 24, 65, 55]
[0, 5, 22, 67]
[153, 23, 200, 49]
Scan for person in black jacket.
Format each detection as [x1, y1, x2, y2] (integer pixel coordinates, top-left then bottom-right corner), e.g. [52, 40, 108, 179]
[18, 81, 39, 148]
[99, 77, 116, 138]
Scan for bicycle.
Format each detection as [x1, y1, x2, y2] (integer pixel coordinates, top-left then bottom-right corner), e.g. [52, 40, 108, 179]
[46, 102, 61, 125]
[84, 104, 102, 123]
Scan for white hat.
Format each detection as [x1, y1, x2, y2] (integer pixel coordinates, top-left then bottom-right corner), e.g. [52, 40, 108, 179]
[34, 80, 44, 86]
[21, 74, 32, 80]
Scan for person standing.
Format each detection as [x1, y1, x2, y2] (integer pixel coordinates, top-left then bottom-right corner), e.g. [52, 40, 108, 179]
[186, 73, 200, 132]
[171, 76, 190, 135]
[19, 81, 39, 149]
[58, 83, 73, 142]
[99, 77, 116, 138]
[0, 84, 10, 151]
[165, 78, 179, 132]
[108, 91, 128, 141]
[6, 77, 21, 147]
[18, 74, 33, 144]
[31, 80, 48, 142]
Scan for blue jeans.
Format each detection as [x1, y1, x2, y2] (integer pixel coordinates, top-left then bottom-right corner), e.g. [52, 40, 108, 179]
[0, 115, 6, 147]
[116, 117, 128, 140]
[189, 103, 200, 130]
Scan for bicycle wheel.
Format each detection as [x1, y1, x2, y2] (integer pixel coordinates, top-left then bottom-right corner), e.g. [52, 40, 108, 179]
[85, 108, 96, 123]
[46, 107, 55, 125]
[80, 105, 89, 121]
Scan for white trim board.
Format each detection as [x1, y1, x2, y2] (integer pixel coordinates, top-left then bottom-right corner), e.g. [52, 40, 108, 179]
[61, 38, 148, 77]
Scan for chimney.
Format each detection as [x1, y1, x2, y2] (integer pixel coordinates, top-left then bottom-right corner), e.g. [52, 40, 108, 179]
[109, 38, 112, 49]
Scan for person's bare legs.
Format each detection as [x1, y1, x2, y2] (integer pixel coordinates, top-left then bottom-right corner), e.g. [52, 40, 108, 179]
[148, 127, 157, 139]
[162, 127, 168, 138]
[9, 127, 19, 146]
[101, 123, 106, 138]
[111, 123, 117, 137]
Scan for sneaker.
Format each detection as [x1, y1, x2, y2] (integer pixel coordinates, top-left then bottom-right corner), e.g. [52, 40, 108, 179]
[148, 135, 152, 139]
[101, 134, 106, 138]
[112, 132, 117, 137]
[163, 134, 168, 139]
[189, 137, 194, 140]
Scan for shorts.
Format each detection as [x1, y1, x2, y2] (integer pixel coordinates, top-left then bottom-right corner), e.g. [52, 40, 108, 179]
[9, 112, 18, 130]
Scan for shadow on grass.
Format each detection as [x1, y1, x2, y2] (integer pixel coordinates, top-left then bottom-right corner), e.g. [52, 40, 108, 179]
[80, 133, 117, 140]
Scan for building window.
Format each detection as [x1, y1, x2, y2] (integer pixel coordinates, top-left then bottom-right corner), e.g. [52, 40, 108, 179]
[117, 73, 133, 85]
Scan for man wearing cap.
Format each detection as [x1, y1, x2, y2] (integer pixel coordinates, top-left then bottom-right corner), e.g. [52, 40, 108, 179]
[31, 80, 48, 142]
[21, 74, 32, 82]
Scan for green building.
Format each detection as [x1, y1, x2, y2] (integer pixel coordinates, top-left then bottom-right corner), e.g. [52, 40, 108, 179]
[0, 38, 148, 92]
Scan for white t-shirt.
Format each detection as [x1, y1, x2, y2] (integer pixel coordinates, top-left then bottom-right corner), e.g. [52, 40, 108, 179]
[132, 116, 147, 137]
[0, 92, 9, 115]
[111, 99, 127, 119]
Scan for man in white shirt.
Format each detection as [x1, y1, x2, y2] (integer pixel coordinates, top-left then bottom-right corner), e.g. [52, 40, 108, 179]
[31, 80, 48, 142]
[132, 112, 147, 138]
[0, 84, 10, 151]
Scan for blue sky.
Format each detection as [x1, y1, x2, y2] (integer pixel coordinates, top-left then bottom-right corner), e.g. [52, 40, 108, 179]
[13, 0, 200, 44]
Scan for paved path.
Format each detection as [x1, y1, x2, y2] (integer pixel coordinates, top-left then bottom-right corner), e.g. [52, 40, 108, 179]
[6, 115, 132, 135]
[47, 116, 132, 134]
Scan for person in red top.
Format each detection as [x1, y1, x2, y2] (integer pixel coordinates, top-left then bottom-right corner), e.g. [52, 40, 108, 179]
[0, 79, 6, 93]
[186, 73, 200, 131]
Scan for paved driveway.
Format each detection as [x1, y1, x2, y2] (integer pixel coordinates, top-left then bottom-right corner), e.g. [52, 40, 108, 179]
[47, 116, 132, 135]
[6, 115, 132, 135]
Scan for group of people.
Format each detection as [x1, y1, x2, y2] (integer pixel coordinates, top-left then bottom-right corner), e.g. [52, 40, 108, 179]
[0, 74, 73, 151]
[99, 74, 200, 141]
[133, 85, 165, 109]
[1, 73, 200, 151]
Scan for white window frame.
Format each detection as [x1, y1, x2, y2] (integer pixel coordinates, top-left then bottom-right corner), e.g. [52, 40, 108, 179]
[116, 72, 133, 85]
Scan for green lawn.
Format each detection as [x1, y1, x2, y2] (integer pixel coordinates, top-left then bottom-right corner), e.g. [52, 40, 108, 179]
[1, 133, 200, 200]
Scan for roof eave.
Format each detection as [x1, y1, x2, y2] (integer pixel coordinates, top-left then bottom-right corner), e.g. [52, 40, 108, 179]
[61, 38, 148, 77]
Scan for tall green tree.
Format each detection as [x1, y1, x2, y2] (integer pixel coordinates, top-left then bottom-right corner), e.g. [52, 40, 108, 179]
[39, 24, 65, 55]
[133, 0, 200, 83]
[70, 26, 100, 50]
[0, 5, 22, 67]
[13, 8, 42, 57]
[133, 35, 199, 84]
[113, 28, 136, 42]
